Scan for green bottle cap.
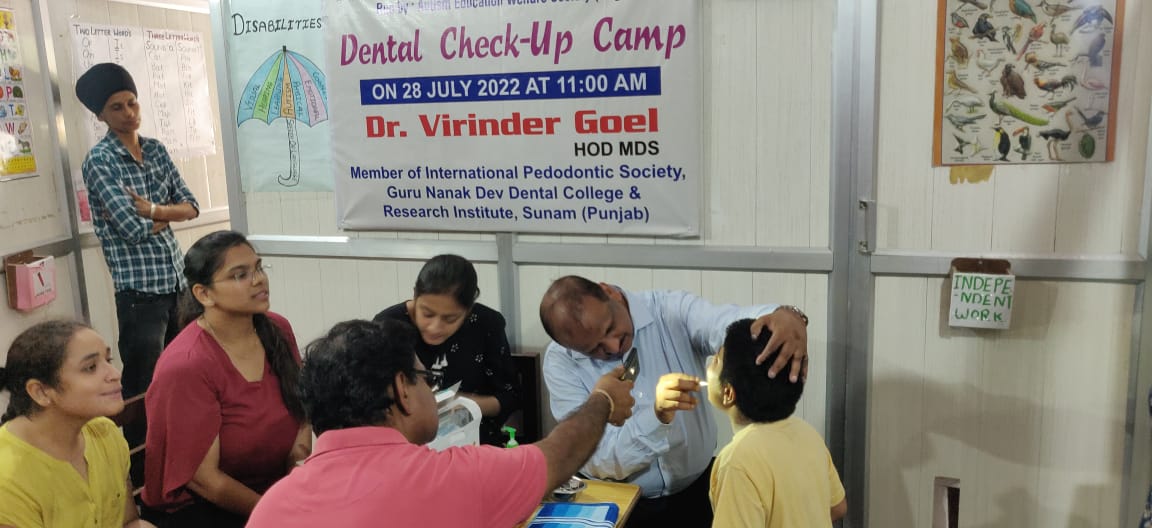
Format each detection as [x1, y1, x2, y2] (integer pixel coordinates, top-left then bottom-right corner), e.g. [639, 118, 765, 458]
[501, 426, 519, 448]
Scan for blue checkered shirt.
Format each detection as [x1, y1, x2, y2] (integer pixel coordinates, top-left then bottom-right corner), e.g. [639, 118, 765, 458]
[82, 131, 199, 294]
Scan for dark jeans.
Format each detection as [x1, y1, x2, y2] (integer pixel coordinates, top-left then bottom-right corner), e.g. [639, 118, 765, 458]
[115, 290, 181, 398]
[625, 458, 715, 527]
[140, 495, 247, 528]
[115, 289, 180, 463]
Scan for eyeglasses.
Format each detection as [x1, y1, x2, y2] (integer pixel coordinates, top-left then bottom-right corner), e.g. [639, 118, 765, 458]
[213, 263, 271, 285]
[412, 369, 444, 390]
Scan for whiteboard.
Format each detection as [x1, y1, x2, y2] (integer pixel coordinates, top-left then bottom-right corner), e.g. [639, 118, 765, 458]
[69, 21, 214, 157]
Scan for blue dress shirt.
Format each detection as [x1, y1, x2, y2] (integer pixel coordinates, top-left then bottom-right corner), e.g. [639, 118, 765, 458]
[543, 287, 778, 498]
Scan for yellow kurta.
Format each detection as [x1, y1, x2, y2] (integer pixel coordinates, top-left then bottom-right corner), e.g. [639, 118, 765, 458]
[709, 416, 845, 528]
[0, 417, 129, 527]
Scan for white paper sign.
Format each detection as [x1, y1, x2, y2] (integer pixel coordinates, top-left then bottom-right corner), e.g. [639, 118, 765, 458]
[949, 272, 1014, 329]
[31, 256, 53, 296]
[70, 23, 215, 157]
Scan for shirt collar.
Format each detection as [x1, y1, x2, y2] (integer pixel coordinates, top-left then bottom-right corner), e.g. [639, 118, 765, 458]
[103, 129, 148, 159]
[312, 426, 409, 458]
[619, 287, 655, 334]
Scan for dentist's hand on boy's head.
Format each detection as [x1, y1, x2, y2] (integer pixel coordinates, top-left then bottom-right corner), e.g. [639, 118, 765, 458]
[654, 373, 700, 424]
[594, 366, 636, 426]
[752, 308, 808, 383]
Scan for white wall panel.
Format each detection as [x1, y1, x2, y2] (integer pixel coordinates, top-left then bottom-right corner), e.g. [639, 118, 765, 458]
[0, 255, 81, 352]
[930, 173, 994, 251]
[990, 166, 1058, 252]
[871, 277, 1132, 526]
[1054, 164, 1127, 254]
[869, 276, 929, 528]
[81, 245, 117, 347]
[705, 0, 757, 246]
[874, 3, 937, 251]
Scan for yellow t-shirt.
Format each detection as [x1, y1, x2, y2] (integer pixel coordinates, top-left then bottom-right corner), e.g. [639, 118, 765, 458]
[0, 417, 130, 528]
[709, 416, 845, 528]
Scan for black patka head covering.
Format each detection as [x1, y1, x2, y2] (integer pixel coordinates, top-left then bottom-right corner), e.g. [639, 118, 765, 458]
[75, 63, 136, 115]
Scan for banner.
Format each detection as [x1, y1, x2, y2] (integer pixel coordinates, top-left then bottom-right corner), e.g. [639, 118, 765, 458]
[228, 0, 331, 191]
[327, 0, 701, 236]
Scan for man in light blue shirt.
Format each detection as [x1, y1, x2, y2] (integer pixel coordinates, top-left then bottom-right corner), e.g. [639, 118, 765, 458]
[540, 275, 808, 527]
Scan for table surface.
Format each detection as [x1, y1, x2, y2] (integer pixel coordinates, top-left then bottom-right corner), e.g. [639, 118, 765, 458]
[519, 479, 641, 527]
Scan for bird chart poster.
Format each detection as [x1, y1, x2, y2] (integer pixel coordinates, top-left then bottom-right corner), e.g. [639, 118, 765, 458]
[326, 0, 702, 236]
[933, 0, 1123, 166]
[227, 0, 330, 192]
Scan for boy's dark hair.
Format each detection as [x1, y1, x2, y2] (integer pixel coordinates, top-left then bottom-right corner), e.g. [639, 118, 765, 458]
[720, 318, 804, 423]
[301, 319, 421, 435]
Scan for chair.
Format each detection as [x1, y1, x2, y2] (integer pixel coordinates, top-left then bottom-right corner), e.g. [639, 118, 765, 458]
[110, 393, 146, 495]
[511, 350, 543, 443]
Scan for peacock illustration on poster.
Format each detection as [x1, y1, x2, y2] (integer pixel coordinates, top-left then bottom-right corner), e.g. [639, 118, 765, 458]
[236, 46, 327, 187]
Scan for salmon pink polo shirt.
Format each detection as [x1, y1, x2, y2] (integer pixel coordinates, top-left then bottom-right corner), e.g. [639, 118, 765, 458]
[247, 426, 548, 527]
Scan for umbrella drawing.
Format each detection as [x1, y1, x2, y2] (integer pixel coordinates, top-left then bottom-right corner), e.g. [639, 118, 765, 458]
[237, 46, 327, 187]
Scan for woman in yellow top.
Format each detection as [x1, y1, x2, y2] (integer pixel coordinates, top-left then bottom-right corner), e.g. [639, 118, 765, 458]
[0, 320, 153, 528]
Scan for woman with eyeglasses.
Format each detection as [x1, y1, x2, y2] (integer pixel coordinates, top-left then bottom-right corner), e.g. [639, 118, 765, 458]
[373, 254, 522, 446]
[140, 231, 308, 528]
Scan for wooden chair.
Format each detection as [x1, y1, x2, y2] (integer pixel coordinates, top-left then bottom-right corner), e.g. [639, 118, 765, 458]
[511, 350, 542, 443]
[110, 393, 146, 495]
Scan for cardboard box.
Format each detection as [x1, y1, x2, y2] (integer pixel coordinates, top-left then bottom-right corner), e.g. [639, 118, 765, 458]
[5, 250, 56, 311]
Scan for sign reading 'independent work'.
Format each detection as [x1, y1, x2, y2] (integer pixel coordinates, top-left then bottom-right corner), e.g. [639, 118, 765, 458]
[949, 272, 1015, 330]
[326, 0, 701, 235]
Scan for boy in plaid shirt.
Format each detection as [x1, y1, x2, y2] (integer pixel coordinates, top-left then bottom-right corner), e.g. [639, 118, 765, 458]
[75, 62, 200, 403]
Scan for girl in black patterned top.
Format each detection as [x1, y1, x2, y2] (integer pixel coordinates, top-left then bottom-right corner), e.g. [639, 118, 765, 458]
[373, 255, 522, 446]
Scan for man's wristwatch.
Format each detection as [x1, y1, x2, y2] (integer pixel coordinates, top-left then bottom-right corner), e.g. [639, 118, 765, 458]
[778, 305, 809, 326]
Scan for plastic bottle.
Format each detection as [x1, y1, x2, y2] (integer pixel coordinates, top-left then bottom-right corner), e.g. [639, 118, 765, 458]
[438, 406, 471, 435]
[502, 426, 519, 448]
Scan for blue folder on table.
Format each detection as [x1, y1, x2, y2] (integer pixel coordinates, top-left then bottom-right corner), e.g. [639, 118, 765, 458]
[525, 502, 620, 528]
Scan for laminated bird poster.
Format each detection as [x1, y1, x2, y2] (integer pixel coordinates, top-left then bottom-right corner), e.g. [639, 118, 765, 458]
[227, 0, 329, 191]
[933, 0, 1123, 165]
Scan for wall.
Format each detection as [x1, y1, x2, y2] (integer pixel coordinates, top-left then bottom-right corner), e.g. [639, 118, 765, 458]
[212, 0, 1152, 525]
[0, 0, 76, 352]
[868, 0, 1152, 525]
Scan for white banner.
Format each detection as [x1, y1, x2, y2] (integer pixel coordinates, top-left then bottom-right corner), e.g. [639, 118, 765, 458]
[327, 0, 701, 236]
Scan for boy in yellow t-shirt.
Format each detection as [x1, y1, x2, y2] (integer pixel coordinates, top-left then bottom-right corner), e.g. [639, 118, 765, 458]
[706, 319, 847, 528]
